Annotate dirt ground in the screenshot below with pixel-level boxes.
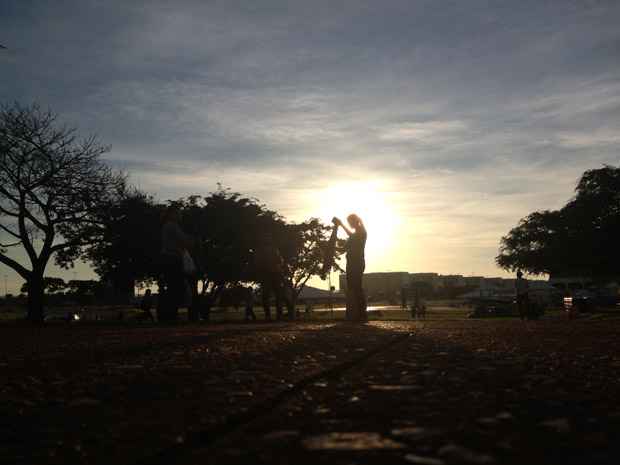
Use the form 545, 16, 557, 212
1, 315, 619, 465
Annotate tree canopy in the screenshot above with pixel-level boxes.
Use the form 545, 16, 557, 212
20, 277, 66, 295
280, 219, 336, 306
496, 165, 620, 278
84, 190, 162, 301
86, 186, 337, 318
0, 103, 341, 320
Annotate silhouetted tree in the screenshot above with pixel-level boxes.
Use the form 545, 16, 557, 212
280, 219, 337, 311
65, 279, 105, 305
20, 277, 66, 294
0, 103, 125, 321
84, 190, 162, 301
179, 189, 284, 319
65, 279, 101, 295
497, 165, 620, 278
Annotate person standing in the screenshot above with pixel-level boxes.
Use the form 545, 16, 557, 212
515, 270, 530, 320
159, 207, 193, 322
411, 288, 426, 319
255, 234, 289, 321
335, 214, 367, 321
244, 286, 257, 322
140, 289, 155, 322
401, 286, 408, 310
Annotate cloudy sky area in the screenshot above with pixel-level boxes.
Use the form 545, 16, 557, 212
2, 0, 620, 292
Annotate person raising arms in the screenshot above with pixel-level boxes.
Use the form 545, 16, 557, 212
334, 214, 367, 321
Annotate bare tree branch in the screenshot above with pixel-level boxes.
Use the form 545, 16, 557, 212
0, 222, 20, 240
0, 102, 125, 320
0, 240, 21, 248
0, 252, 29, 279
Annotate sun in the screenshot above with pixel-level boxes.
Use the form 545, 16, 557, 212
315, 180, 400, 263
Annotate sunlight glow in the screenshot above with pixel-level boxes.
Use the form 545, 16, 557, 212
315, 181, 401, 265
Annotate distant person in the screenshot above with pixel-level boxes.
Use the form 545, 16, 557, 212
411, 289, 426, 319
159, 207, 193, 321
334, 214, 367, 321
254, 234, 290, 320
401, 286, 408, 309
244, 286, 257, 322
515, 270, 529, 320
140, 289, 155, 322
411, 289, 419, 319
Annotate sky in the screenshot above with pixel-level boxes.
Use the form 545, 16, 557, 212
1, 0, 620, 293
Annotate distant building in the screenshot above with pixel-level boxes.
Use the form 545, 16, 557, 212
440, 275, 466, 288
479, 278, 516, 297
410, 273, 440, 290
548, 274, 620, 295
548, 275, 594, 293
340, 272, 409, 298
337, 270, 553, 300
464, 276, 484, 287
298, 285, 346, 304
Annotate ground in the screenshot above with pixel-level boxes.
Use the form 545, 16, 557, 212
1, 311, 620, 465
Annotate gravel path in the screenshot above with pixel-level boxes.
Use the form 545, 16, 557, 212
2, 318, 619, 465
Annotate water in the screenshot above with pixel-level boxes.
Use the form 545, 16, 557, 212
313, 305, 404, 313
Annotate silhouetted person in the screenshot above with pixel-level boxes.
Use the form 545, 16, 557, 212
159, 207, 192, 322
335, 214, 367, 321
515, 270, 529, 320
255, 235, 289, 320
140, 289, 155, 322
411, 289, 426, 319
244, 286, 257, 321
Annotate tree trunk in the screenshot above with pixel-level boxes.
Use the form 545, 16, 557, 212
156, 278, 165, 321
290, 274, 314, 320
188, 277, 200, 321
26, 272, 45, 323
287, 284, 298, 320
112, 272, 135, 304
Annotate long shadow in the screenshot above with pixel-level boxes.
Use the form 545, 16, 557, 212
1, 320, 414, 465
9, 319, 619, 465
0, 320, 361, 368
168, 319, 620, 465
134, 322, 412, 465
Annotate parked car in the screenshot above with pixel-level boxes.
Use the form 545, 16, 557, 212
563, 288, 620, 316
468, 298, 515, 318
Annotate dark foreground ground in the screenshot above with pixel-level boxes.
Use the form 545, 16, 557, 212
1, 316, 620, 465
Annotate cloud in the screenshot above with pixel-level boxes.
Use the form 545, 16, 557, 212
517, 76, 620, 122
555, 129, 620, 148
2, 0, 620, 287
378, 120, 468, 143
